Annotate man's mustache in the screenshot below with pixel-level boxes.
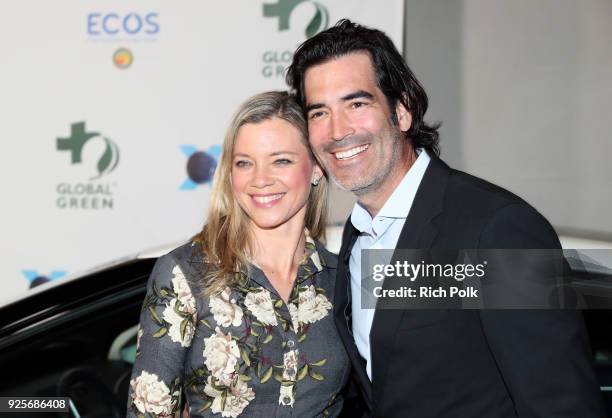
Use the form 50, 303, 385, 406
321, 134, 372, 154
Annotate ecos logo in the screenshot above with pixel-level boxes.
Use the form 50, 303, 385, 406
263, 0, 329, 38
87, 12, 160, 38
180, 145, 221, 190
261, 0, 329, 78
113, 48, 133, 69
55, 122, 119, 210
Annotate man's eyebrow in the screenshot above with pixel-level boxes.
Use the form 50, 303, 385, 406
306, 90, 375, 113
305, 103, 324, 113
341, 90, 374, 101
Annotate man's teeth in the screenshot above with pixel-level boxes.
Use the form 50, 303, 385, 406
253, 194, 283, 204
334, 144, 369, 160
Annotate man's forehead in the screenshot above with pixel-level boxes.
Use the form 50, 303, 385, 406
304, 52, 378, 101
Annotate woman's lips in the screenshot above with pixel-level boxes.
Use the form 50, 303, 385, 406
251, 193, 284, 207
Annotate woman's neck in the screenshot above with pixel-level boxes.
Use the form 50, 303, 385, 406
252, 221, 305, 271
250, 220, 306, 302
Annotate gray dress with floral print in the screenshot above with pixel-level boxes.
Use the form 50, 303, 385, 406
127, 236, 350, 418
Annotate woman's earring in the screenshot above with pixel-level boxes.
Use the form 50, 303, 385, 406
312, 177, 320, 186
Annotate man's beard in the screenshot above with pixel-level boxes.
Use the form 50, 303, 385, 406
320, 130, 404, 197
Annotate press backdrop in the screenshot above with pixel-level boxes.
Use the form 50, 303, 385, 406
0, 0, 404, 302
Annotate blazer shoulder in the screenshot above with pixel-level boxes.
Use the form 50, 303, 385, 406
442, 168, 559, 248
447, 169, 527, 208
442, 168, 544, 224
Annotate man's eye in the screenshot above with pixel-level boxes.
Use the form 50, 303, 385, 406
309, 111, 325, 120
351, 101, 367, 109
275, 158, 292, 165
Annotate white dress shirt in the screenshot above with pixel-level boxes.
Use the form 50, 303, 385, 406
349, 150, 430, 380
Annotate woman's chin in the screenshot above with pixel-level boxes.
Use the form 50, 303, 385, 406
247, 214, 305, 232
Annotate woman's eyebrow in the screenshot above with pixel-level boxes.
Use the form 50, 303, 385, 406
233, 151, 299, 158
270, 151, 298, 156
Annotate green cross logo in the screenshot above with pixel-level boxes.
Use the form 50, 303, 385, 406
263, 0, 329, 38
57, 121, 120, 180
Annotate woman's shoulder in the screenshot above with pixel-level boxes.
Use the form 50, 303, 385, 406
162, 240, 205, 265
150, 240, 208, 295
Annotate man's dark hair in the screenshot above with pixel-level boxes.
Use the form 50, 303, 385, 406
286, 19, 440, 156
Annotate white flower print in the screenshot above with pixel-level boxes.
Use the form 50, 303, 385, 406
287, 286, 332, 332
204, 376, 255, 417
309, 250, 323, 271
171, 265, 196, 313
278, 350, 298, 408
296, 285, 332, 324
129, 371, 175, 416
161, 265, 197, 347
287, 303, 300, 333
282, 349, 299, 381
136, 326, 143, 351
278, 384, 295, 407
244, 289, 278, 326
162, 303, 195, 347
210, 287, 244, 328
203, 327, 240, 383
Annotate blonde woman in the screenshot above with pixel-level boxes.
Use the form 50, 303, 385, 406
127, 91, 350, 417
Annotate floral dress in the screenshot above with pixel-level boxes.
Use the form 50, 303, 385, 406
127, 236, 350, 418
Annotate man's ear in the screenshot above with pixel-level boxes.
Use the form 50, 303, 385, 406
395, 99, 412, 133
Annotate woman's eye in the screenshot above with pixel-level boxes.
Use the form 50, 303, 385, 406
234, 160, 251, 168
275, 158, 292, 165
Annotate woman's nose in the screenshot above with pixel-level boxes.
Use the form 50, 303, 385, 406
251, 164, 274, 188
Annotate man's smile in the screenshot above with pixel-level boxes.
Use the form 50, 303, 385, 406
333, 144, 370, 160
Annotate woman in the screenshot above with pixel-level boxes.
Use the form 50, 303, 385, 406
127, 91, 350, 417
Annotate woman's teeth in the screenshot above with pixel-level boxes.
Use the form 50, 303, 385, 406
253, 194, 283, 204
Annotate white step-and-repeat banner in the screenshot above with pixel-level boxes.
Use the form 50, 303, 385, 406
0, 0, 404, 302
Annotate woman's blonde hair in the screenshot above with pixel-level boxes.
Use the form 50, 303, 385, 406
193, 91, 328, 295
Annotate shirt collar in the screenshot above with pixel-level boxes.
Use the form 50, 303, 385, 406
303, 233, 324, 273
350, 149, 431, 233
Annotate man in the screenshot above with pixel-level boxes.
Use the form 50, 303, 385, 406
286, 19, 604, 417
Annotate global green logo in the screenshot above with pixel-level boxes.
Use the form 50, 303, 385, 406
56, 122, 120, 180
263, 0, 329, 38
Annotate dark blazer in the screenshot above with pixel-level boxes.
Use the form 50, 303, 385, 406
336, 156, 605, 418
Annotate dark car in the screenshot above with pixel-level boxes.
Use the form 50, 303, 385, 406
0, 253, 611, 417
0, 257, 156, 418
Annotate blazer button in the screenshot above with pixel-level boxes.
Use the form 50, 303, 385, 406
287, 340, 295, 348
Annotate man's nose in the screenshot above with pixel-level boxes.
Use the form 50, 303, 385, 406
330, 111, 354, 141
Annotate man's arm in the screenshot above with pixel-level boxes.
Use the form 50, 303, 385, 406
477, 203, 605, 417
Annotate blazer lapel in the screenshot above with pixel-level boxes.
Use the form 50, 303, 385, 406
369, 156, 451, 401
334, 220, 374, 408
